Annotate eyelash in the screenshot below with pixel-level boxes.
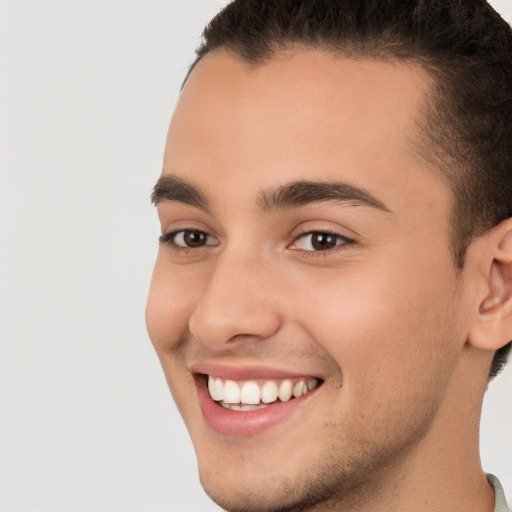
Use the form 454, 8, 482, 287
159, 229, 218, 253
159, 229, 354, 256
290, 230, 354, 257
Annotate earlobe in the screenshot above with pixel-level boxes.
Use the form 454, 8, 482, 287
469, 224, 512, 351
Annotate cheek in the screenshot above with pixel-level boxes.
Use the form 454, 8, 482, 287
290, 254, 462, 395
145, 257, 201, 353
146, 259, 203, 418
287, 264, 463, 448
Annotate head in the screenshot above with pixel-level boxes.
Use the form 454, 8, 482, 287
187, 0, 512, 378
147, 1, 512, 511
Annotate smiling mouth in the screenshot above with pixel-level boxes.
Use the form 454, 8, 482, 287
204, 375, 322, 411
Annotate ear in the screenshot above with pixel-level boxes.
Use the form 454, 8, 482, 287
468, 219, 512, 351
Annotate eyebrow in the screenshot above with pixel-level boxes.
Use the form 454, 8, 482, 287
151, 174, 210, 211
151, 174, 390, 214
258, 180, 390, 213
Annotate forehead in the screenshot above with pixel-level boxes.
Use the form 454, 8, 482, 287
163, 49, 446, 217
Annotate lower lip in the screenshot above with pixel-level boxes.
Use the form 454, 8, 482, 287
195, 376, 319, 437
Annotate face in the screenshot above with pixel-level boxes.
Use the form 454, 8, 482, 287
146, 51, 473, 511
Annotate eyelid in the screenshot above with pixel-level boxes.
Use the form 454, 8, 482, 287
159, 228, 219, 249
288, 229, 355, 254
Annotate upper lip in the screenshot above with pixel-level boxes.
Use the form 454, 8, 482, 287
191, 361, 322, 381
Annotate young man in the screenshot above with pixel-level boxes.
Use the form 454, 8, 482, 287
146, 1, 512, 511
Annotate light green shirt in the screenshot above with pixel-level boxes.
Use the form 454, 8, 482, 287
488, 474, 511, 512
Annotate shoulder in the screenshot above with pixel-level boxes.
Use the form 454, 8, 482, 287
488, 474, 511, 512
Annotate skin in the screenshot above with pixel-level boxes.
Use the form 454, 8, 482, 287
146, 50, 512, 511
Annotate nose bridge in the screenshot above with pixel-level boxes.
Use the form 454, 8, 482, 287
188, 245, 281, 349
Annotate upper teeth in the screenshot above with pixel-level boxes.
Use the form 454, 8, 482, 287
207, 376, 319, 407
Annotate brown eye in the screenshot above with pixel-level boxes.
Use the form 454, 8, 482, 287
310, 232, 339, 250
292, 231, 349, 252
163, 229, 218, 249
182, 230, 207, 247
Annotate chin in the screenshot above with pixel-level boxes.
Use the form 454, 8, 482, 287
192, 432, 374, 512
198, 465, 319, 512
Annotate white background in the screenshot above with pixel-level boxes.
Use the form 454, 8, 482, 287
0, 1, 511, 511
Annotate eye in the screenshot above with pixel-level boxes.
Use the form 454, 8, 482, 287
160, 229, 219, 249
291, 231, 351, 252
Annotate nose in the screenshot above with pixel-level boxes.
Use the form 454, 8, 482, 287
188, 250, 282, 350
